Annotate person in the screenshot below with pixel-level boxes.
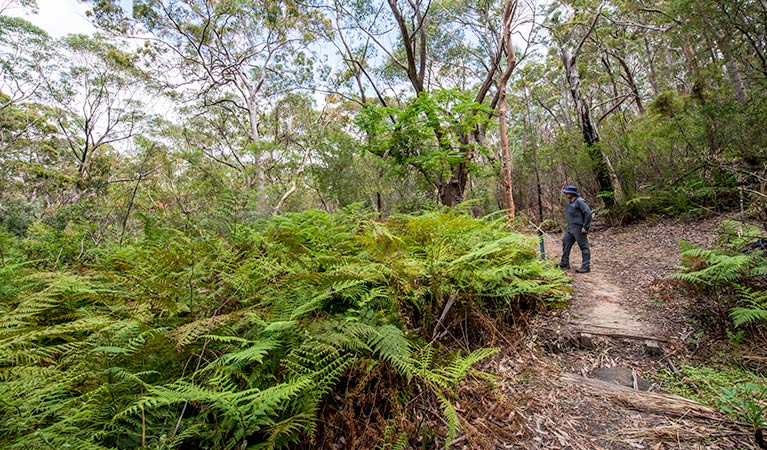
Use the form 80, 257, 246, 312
559, 185, 592, 273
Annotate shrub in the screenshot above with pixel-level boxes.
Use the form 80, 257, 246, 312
0, 209, 567, 449
672, 235, 767, 336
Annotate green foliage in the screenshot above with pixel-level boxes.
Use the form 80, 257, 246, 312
0, 198, 35, 236
356, 89, 493, 190
0, 14, 50, 84
658, 364, 767, 445
716, 383, 767, 430
657, 363, 766, 406
0, 209, 567, 448
673, 242, 753, 285
672, 235, 767, 331
730, 284, 767, 328
715, 220, 766, 251
601, 90, 744, 222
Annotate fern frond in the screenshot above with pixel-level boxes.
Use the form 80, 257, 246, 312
439, 348, 499, 384
237, 376, 313, 417
345, 322, 414, 379
208, 337, 281, 370
731, 306, 767, 327
749, 264, 767, 277
171, 311, 240, 348
434, 389, 460, 449
731, 285, 767, 327
672, 248, 751, 285
391, 432, 410, 450
253, 412, 317, 450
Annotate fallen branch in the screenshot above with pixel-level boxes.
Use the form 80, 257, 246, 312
562, 322, 669, 343
432, 293, 458, 340
560, 372, 717, 420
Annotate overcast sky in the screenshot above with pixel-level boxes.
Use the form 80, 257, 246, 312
9, 0, 132, 37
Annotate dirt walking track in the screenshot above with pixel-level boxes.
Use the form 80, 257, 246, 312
469, 218, 761, 449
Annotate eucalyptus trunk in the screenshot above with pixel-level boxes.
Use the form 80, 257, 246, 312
561, 46, 621, 207
498, 0, 518, 223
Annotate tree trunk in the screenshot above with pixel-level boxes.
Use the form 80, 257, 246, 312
523, 88, 544, 223
244, 86, 265, 196
439, 164, 468, 207
499, 91, 515, 222
601, 55, 620, 102
613, 53, 645, 115
681, 32, 705, 100
561, 46, 621, 207
389, 0, 468, 207
643, 36, 660, 97
724, 58, 748, 103
717, 38, 748, 102
498, 0, 518, 223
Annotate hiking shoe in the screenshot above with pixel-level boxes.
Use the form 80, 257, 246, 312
575, 267, 590, 273
558, 263, 570, 269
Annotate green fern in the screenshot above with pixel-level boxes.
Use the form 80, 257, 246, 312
674, 240, 767, 330
438, 348, 500, 384
409, 344, 498, 448
343, 322, 414, 379
731, 284, 767, 327
731, 306, 767, 327
435, 388, 461, 447
0, 209, 567, 448
672, 245, 752, 284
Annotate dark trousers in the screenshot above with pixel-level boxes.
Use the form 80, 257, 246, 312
561, 226, 590, 269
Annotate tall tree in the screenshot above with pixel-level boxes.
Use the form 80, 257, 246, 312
557, 6, 622, 206
84, 0, 325, 207
498, 0, 518, 222
0, 15, 49, 111
332, 0, 535, 206
384, 0, 471, 205
0, 0, 37, 15
47, 34, 145, 179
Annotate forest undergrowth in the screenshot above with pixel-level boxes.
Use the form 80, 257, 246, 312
664, 220, 767, 446
0, 208, 569, 449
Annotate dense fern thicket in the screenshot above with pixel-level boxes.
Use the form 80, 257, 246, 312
673, 221, 767, 340
0, 209, 567, 449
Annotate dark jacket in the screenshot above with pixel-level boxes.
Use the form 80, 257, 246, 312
566, 197, 592, 231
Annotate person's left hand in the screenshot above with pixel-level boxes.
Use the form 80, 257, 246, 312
581, 227, 588, 234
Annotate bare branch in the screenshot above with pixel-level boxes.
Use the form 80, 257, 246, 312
574, 5, 603, 59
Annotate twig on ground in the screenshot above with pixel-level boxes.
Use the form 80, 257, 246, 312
664, 355, 701, 395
